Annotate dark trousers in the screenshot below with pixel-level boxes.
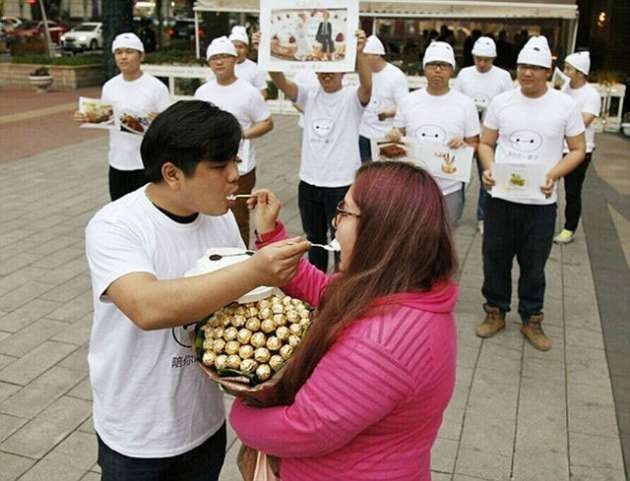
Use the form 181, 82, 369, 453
97, 423, 227, 481
109, 166, 147, 201
562, 153, 592, 231
476, 156, 490, 221
298, 181, 349, 272
358, 135, 372, 163
482, 197, 557, 322
231, 169, 256, 247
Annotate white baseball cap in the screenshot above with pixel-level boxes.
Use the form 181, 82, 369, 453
565, 51, 590, 75
363, 35, 385, 55
517, 36, 552, 69
423, 41, 456, 68
229, 25, 249, 45
472, 36, 497, 58
112, 33, 144, 53
206, 36, 237, 59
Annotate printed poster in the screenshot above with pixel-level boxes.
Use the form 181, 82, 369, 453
491, 162, 548, 201
78, 97, 114, 130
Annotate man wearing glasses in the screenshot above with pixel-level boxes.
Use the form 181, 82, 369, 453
476, 36, 585, 350
389, 41, 480, 225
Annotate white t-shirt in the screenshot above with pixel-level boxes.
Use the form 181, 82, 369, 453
454, 65, 514, 114
235, 58, 268, 91
294, 70, 319, 129
562, 83, 600, 153
194, 78, 271, 175
296, 84, 365, 187
359, 63, 409, 139
101, 73, 171, 171
85, 186, 245, 458
395, 88, 480, 195
484, 88, 585, 205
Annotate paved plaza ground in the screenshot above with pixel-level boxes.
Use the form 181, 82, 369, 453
0, 88, 628, 481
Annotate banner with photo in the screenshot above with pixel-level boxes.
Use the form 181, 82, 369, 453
259, 0, 359, 72
491, 162, 548, 201
79, 97, 114, 130
412, 143, 474, 184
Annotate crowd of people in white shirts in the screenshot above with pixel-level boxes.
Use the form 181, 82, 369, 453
78, 26, 598, 481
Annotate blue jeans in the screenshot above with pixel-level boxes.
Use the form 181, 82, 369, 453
298, 181, 349, 272
97, 424, 226, 481
481, 198, 557, 322
358, 135, 372, 163
476, 156, 490, 221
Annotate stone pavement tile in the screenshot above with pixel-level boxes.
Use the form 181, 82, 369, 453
219, 440, 243, 481
77, 416, 94, 434
58, 345, 88, 373
431, 472, 452, 481
454, 446, 511, 481
46, 293, 93, 324
0, 366, 86, 419
0, 340, 77, 385
51, 314, 91, 346
67, 378, 91, 401
432, 436, 458, 473
565, 326, 605, 350
0, 318, 69, 357
0, 332, 9, 341
0, 299, 62, 333
439, 405, 464, 441
0, 395, 91, 459
459, 409, 516, 457
28, 235, 79, 258
569, 465, 627, 481
0, 267, 54, 297
476, 342, 521, 377
0, 451, 35, 481
0, 354, 17, 371
0, 413, 28, 443
569, 432, 625, 470
522, 352, 565, 381
35, 258, 89, 287
566, 345, 611, 388
0, 253, 41, 277
466, 368, 519, 421
456, 343, 480, 369
42, 244, 86, 271
0, 281, 55, 312
44, 430, 97, 471
80, 473, 100, 481
512, 449, 569, 481
449, 367, 474, 411
0, 382, 21, 404
568, 382, 619, 438
39, 274, 90, 303
14, 456, 87, 481
453, 475, 494, 481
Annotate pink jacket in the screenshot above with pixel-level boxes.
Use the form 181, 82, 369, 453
230, 224, 458, 481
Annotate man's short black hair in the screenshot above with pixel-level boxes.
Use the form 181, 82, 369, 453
141, 100, 242, 183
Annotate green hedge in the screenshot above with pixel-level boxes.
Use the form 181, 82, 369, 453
11, 54, 102, 66
144, 49, 206, 66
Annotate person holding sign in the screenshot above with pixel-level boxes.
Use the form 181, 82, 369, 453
477, 36, 585, 351
389, 41, 480, 225
253, 29, 371, 272
553, 51, 601, 245
195, 36, 274, 246
73, 33, 171, 201
454, 36, 514, 234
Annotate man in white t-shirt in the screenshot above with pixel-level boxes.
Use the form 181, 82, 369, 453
477, 36, 586, 351
85, 100, 309, 481
195, 36, 273, 247
229, 25, 268, 98
254, 30, 371, 272
74, 33, 171, 201
358, 34, 409, 163
553, 51, 601, 245
391, 41, 480, 225
454, 36, 514, 233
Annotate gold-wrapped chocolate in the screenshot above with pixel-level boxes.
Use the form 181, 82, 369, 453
202, 350, 216, 367
299, 318, 311, 329
273, 313, 287, 326
279, 344, 293, 361
254, 347, 271, 363
239, 344, 254, 359
234, 306, 246, 317
245, 317, 261, 332
256, 364, 272, 381
232, 315, 246, 328
261, 319, 277, 334
291, 298, 302, 306
212, 326, 225, 340
223, 326, 238, 341
225, 340, 240, 355
246, 306, 259, 318
240, 358, 258, 374
257, 299, 271, 310
237, 328, 253, 345
251, 332, 266, 348
286, 310, 299, 323
272, 303, 284, 314
214, 354, 228, 370
202, 337, 214, 350
276, 325, 290, 341
289, 323, 302, 335
212, 338, 226, 354
299, 308, 310, 319
266, 336, 281, 351
269, 354, 284, 372
288, 335, 301, 347
281, 296, 292, 306
227, 354, 241, 369
259, 307, 272, 320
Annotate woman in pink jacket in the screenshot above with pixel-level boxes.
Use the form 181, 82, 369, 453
230, 161, 458, 481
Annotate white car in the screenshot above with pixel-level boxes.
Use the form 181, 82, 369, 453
61, 22, 102, 51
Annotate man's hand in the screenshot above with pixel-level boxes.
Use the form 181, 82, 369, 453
540, 176, 555, 198
356, 29, 367, 53
247, 189, 281, 235
249, 238, 310, 287
447, 137, 465, 149
73, 111, 88, 124
147, 112, 160, 121
482, 169, 495, 190
252, 31, 261, 50
386, 128, 403, 142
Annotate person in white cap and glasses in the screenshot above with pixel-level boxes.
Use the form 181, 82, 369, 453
553, 51, 600, 245
389, 41, 480, 225
358, 34, 409, 163
476, 36, 586, 351
454, 36, 514, 234
74, 32, 170, 201
194, 36, 273, 247
229, 25, 269, 98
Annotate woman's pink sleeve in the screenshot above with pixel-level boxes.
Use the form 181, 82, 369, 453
229, 335, 413, 458
255, 223, 332, 307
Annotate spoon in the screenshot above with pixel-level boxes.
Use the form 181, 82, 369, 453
226, 194, 254, 201
209, 251, 254, 261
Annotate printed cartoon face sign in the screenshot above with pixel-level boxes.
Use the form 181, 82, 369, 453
312, 118, 334, 138
472, 93, 490, 110
508, 130, 543, 152
414, 125, 447, 144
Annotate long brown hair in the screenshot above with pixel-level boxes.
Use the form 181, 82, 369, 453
274, 162, 458, 405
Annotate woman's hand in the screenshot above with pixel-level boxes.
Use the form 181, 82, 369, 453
248, 189, 281, 235
249, 238, 310, 287
73, 111, 88, 124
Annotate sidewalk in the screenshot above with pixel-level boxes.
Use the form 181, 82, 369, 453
0, 89, 628, 481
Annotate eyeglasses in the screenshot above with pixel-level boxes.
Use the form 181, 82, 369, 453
425, 62, 451, 71
331, 201, 360, 229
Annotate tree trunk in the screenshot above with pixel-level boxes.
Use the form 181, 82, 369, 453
155, 0, 164, 50
102, 0, 133, 82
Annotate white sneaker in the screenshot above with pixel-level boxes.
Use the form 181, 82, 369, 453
477, 220, 484, 235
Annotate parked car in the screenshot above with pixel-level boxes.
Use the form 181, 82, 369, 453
1, 16, 23, 30
10, 20, 69, 44
60, 22, 102, 51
